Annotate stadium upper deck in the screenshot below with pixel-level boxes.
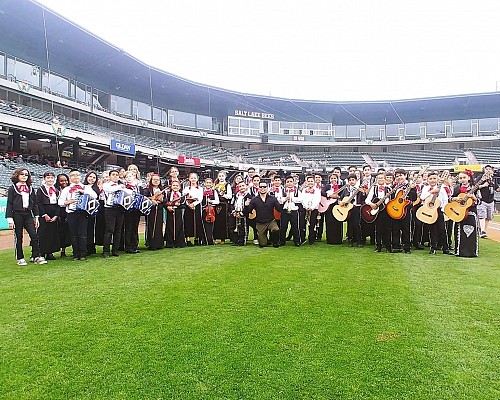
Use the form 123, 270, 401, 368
0, 0, 500, 154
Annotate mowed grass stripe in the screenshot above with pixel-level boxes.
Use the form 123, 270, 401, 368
1, 241, 499, 399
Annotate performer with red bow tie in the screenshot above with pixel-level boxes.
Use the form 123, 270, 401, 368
299, 176, 321, 245
36, 171, 61, 261
58, 169, 98, 260
365, 171, 392, 252
451, 170, 479, 257
164, 180, 186, 248
200, 177, 220, 245
6, 168, 46, 266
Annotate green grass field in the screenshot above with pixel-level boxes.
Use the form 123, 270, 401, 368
1, 239, 499, 400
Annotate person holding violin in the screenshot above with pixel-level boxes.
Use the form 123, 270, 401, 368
164, 180, 186, 249
183, 172, 204, 246
201, 177, 220, 245
143, 173, 165, 251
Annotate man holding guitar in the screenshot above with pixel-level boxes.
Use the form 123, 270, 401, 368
390, 168, 418, 253
418, 170, 450, 255
364, 171, 392, 253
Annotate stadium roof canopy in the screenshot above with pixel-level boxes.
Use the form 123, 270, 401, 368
1, 0, 500, 125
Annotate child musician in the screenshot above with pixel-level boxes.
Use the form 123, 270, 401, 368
390, 168, 417, 254
83, 171, 100, 256
6, 168, 46, 266
230, 181, 252, 246
55, 173, 71, 258
300, 176, 321, 245
365, 172, 392, 252
279, 176, 302, 246
58, 169, 97, 261
342, 174, 364, 247
144, 173, 165, 251
183, 172, 203, 246
36, 171, 60, 261
164, 180, 186, 248
322, 173, 343, 245
451, 170, 479, 257
201, 178, 220, 245
123, 171, 141, 254
101, 170, 131, 257
419, 170, 450, 255
314, 174, 325, 241
213, 170, 233, 244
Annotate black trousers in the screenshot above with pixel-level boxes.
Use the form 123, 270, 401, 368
67, 211, 89, 258
280, 209, 301, 245
347, 206, 363, 243
391, 211, 412, 251
374, 210, 392, 251
13, 210, 40, 260
103, 207, 125, 254
306, 209, 319, 244
124, 209, 141, 252
429, 210, 449, 252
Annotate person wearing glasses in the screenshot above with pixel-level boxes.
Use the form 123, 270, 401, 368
247, 182, 283, 248
6, 168, 47, 266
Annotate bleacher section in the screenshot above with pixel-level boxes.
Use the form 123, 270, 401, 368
0, 159, 72, 190
3, 101, 500, 171
297, 152, 367, 169
466, 148, 500, 164
368, 150, 467, 168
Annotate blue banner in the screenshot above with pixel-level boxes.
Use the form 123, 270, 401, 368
0, 198, 9, 230
110, 139, 136, 155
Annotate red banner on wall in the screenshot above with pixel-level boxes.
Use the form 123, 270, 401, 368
178, 155, 200, 166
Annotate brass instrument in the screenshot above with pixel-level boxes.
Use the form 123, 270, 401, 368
233, 194, 245, 233
305, 200, 313, 226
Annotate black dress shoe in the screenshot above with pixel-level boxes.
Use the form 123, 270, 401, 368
186, 241, 194, 247
112, 252, 120, 257
45, 253, 56, 260
429, 249, 436, 255
414, 243, 425, 250
374, 247, 382, 253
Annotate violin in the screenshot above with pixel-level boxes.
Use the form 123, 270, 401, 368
205, 204, 216, 223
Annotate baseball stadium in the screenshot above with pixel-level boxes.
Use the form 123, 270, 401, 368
0, 1, 499, 399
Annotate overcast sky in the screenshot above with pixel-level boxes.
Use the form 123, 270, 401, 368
37, 0, 500, 102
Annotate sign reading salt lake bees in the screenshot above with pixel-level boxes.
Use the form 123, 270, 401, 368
110, 139, 136, 155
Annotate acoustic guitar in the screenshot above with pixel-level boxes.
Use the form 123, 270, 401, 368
318, 183, 348, 213
360, 184, 400, 223
386, 166, 428, 220
444, 170, 493, 223
332, 178, 370, 221
415, 171, 449, 225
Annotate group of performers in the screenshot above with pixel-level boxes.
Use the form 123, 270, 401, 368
5, 163, 498, 265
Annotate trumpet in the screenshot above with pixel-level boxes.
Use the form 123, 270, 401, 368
285, 192, 293, 213
305, 200, 313, 226
233, 196, 244, 233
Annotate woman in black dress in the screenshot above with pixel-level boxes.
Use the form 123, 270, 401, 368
213, 170, 232, 243
84, 171, 100, 256
36, 172, 61, 260
452, 171, 479, 257
55, 173, 71, 258
143, 174, 165, 250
